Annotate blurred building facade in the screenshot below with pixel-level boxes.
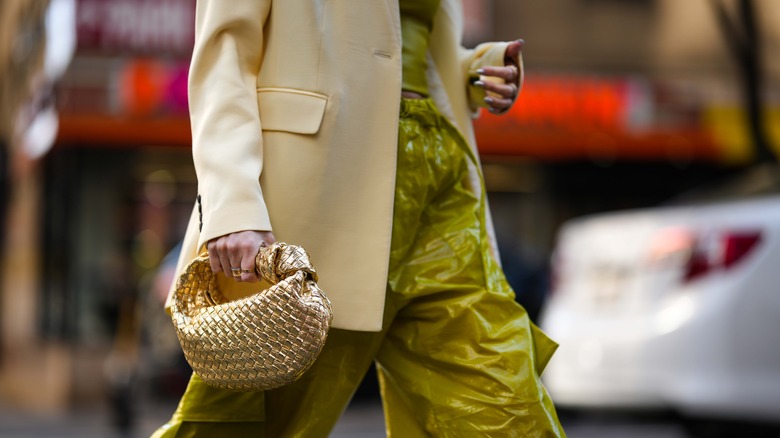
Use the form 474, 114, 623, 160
0, 0, 778, 413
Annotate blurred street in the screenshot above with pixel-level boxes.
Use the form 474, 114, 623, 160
0, 398, 695, 438
0, 398, 388, 438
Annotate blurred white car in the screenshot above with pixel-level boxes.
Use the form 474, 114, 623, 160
539, 165, 780, 425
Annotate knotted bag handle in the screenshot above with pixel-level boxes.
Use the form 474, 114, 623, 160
254, 242, 318, 284
174, 242, 321, 320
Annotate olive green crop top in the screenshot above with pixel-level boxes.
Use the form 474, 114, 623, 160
400, 0, 441, 96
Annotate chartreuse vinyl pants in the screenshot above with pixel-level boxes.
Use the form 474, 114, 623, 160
153, 98, 565, 437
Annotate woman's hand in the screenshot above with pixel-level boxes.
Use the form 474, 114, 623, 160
474, 39, 524, 114
207, 230, 276, 282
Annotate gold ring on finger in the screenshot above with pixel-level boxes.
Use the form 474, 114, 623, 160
231, 267, 242, 277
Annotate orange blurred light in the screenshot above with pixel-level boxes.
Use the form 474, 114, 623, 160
119, 59, 164, 117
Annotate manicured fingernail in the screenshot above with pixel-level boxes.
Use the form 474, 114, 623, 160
474, 81, 485, 87
476, 68, 485, 75
517, 39, 525, 47
485, 97, 495, 104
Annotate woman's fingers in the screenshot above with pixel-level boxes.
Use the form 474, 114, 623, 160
240, 251, 258, 282
504, 39, 524, 67
475, 38, 524, 114
207, 230, 276, 282
475, 66, 519, 116
475, 80, 517, 100
217, 240, 234, 280
237, 237, 261, 282
477, 65, 521, 84
485, 96, 514, 113
206, 238, 232, 275
227, 241, 245, 282
207, 239, 223, 273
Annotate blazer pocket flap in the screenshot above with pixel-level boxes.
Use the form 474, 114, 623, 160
257, 88, 328, 135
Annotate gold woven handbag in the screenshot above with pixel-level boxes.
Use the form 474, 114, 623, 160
171, 242, 333, 391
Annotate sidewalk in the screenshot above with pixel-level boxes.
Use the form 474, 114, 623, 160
0, 399, 387, 438
0, 398, 692, 437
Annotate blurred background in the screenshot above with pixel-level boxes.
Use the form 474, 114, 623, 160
0, 0, 778, 437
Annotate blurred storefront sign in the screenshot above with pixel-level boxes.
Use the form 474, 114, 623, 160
57, 57, 191, 146
474, 75, 780, 165
56, 59, 779, 166
118, 59, 189, 116
76, 0, 195, 55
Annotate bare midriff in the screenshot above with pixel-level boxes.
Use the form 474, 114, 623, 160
400, 0, 441, 98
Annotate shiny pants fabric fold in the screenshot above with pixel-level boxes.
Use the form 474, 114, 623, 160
152, 98, 565, 437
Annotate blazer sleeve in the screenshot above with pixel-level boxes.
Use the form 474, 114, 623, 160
188, 0, 273, 250
458, 42, 523, 115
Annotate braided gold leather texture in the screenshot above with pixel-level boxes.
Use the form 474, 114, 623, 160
171, 242, 333, 391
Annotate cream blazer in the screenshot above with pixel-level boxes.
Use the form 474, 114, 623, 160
166, 0, 520, 332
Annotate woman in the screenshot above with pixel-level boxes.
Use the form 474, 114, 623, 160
154, 0, 565, 436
